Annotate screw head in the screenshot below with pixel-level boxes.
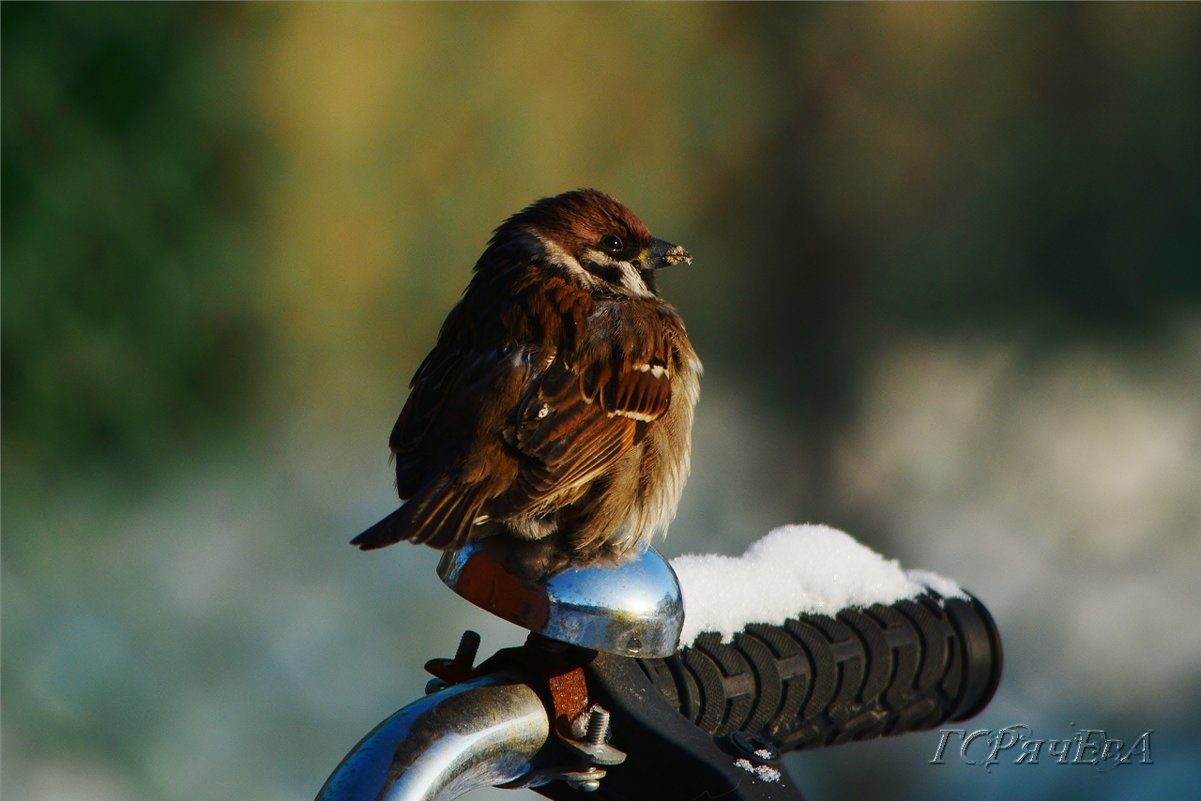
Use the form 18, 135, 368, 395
567, 778, 601, 792
564, 767, 606, 792
729, 731, 780, 762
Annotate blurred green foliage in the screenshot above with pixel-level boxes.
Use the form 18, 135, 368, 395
3, 4, 266, 478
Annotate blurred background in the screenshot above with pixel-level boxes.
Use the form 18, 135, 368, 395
3, 4, 1199, 800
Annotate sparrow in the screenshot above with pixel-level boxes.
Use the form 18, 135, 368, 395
353, 189, 701, 575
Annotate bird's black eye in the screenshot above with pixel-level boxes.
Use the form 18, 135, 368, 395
601, 234, 624, 255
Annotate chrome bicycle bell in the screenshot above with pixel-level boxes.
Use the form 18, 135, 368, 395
437, 542, 684, 658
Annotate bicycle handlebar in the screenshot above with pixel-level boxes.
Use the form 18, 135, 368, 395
317, 589, 1001, 801
317, 675, 549, 801
641, 592, 1002, 751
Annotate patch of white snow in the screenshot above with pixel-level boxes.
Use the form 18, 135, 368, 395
671, 524, 965, 644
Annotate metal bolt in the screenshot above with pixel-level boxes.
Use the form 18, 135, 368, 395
585, 706, 611, 746
454, 630, 480, 669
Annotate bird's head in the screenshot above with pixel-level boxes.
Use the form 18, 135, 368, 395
488, 188, 691, 296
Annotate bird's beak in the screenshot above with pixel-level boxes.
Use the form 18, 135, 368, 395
642, 238, 692, 270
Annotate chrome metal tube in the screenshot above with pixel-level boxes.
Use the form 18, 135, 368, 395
316, 675, 549, 801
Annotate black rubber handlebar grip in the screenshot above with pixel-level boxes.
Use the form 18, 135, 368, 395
637, 592, 1002, 753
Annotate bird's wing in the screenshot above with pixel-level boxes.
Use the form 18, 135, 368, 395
504, 323, 676, 511
354, 342, 537, 551
386, 268, 590, 500
388, 341, 465, 500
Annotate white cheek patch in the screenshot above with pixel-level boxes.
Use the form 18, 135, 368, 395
617, 263, 652, 296
587, 249, 654, 297
530, 230, 593, 282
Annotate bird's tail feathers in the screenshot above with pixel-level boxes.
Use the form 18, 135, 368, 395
351, 480, 488, 552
